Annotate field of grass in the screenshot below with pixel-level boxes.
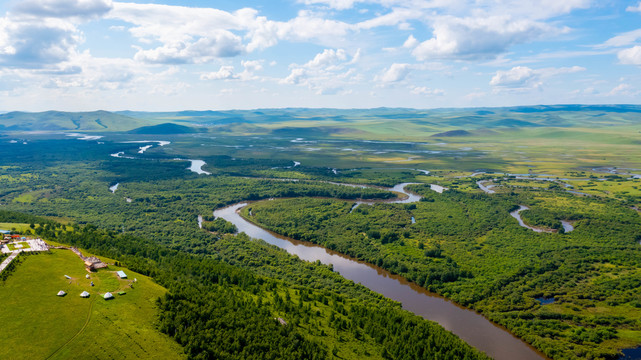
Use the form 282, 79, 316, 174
0, 222, 32, 233
0, 248, 184, 360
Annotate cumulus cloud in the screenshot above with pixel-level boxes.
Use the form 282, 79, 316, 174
304, 49, 347, 68
0, 16, 81, 68
133, 31, 244, 64
618, 46, 641, 65
13, 0, 113, 19
378, 63, 412, 83
107, 3, 354, 64
281, 48, 357, 94
490, 66, 539, 88
412, 16, 558, 60
403, 35, 418, 48
200, 60, 264, 81
490, 65, 585, 90
200, 66, 236, 80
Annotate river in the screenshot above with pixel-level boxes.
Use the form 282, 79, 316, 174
214, 184, 546, 360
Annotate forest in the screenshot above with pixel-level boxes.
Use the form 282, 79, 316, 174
0, 209, 487, 360
1, 129, 640, 360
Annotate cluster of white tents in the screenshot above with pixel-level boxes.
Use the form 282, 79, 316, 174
56, 290, 113, 299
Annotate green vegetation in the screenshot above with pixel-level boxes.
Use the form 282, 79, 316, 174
2, 106, 641, 359
245, 186, 641, 359
0, 249, 184, 360
0, 222, 31, 233
6, 213, 487, 360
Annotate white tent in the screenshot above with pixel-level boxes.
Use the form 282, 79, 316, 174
57, 290, 66, 296
85, 274, 90, 279
80, 291, 90, 298
104, 292, 114, 300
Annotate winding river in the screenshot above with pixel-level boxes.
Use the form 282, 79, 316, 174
510, 205, 575, 233
214, 184, 546, 360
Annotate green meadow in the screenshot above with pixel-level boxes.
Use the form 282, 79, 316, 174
0, 248, 184, 360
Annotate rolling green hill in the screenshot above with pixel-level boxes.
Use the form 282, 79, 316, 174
0, 110, 148, 132
128, 122, 199, 134
2, 105, 641, 135
0, 248, 184, 360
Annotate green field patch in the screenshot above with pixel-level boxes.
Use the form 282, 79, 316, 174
0, 222, 31, 233
0, 249, 184, 360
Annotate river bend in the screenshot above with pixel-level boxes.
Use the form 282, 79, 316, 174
214, 184, 546, 360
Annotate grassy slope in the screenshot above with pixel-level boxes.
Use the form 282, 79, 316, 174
0, 248, 184, 360
0, 222, 31, 232
0, 111, 151, 132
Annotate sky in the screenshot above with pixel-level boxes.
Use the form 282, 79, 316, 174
1, 0, 641, 111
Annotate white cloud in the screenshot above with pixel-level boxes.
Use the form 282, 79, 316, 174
304, 49, 347, 68
281, 67, 307, 85
356, 8, 416, 30
242, 60, 263, 73
281, 48, 358, 94
411, 86, 444, 96
403, 35, 418, 48
200, 60, 264, 81
0, 16, 81, 68
108, 4, 354, 63
618, 46, 641, 65
599, 29, 641, 48
627, 2, 641, 12
608, 83, 636, 96
200, 66, 237, 80
378, 63, 412, 83
133, 31, 244, 64
412, 16, 559, 60
490, 65, 585, 90
300, 0, 362, 10
490, 66, 539, 88
13, 0, 113, 19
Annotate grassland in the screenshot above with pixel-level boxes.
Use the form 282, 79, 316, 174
0, 248, 184, 360
0, 222, 32, 233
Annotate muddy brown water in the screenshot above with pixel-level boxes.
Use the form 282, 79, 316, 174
213, 183, 547, 360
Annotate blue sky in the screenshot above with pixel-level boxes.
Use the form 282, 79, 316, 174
1, 0, 640, 111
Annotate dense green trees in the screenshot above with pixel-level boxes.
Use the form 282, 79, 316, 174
246, 186, 641, 359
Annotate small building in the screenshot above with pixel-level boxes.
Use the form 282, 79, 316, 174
80, 291, 90, 298
104, 292, 114, 300
84, 256, 108, 272
116, 271, 127, 279
57, 290, 66, 297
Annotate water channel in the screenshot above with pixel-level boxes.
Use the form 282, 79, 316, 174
214, 183, 546, 360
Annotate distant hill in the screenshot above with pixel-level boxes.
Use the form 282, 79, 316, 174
3, 104, 641, 135
128, 123, 199, 134
432, 130, 471, 137
0, 111, 145, 132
